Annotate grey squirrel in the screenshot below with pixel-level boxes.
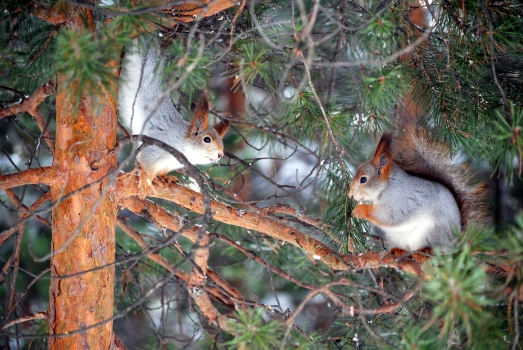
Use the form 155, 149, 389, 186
118, 39, 229, 188
349, 127, 487, 253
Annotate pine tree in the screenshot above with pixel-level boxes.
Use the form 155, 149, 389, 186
0, 0, 522, 349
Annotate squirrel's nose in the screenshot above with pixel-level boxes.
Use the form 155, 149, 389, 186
218, 153, 223, 158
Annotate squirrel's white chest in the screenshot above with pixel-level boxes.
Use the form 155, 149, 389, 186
150, 145, 218, 176
151, 155, 184, 176
382, 215, 436, 251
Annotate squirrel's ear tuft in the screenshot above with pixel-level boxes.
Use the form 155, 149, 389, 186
372, 133, 393, 175
188, 93, 210, 137
215, 118, 230, 137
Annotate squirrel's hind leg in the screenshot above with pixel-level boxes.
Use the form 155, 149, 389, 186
117, 169, 155, 199
134, 147, 167, 199
134, 165, 155, 199
118, 169, 146, 198
137, 168, 179, 199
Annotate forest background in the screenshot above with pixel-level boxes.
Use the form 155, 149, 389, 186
1, 0, 523, 349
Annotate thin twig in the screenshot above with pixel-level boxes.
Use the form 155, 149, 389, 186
480, 0, 510, 122
2, 312, 46, 330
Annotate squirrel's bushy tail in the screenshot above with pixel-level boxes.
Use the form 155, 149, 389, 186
119, 39, 183, 135
393, 125, 488, 229
387, 1, 487, 231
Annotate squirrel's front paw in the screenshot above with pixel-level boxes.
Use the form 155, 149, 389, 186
351, 204, 367, 219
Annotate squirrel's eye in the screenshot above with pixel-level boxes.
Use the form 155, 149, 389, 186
203, 137, 211, 143
360, 177, 367, 184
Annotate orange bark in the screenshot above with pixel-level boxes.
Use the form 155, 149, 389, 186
48, 10, 119, 348
0, 167, 59, 191
0, 81, 54, 118
49, 85, 118, 348
171, 0, 238, 22
36, 4, 70, 25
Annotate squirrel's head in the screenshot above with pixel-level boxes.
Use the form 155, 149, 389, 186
184, 93, 230, 165
349, 133, 393, 203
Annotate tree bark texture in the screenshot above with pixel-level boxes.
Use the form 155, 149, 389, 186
171, 0, 238, 22
48, 75, 118, 348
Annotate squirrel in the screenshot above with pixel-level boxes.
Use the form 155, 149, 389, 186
349, 126, 487, 253
118, 39, 230, 190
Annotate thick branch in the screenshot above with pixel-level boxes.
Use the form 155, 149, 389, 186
191, 289, 233, 330
115, 174, 426, 277
0, 167, 59, 191
0, 82, 54, 119
0, 81, 56, 154
116, 175, 349, 269
260, 203, 322, 228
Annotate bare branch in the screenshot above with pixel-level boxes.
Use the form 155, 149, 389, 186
0, 167, 59, 191
0, 82, 54, 119
2, 312, 47, 330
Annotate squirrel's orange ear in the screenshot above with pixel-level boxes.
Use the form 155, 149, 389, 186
214, 118, 230, 137
372, 133, 393, 176
188, 93, 210, 137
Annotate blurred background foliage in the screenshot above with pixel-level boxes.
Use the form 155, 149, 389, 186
1, 0, 523, 348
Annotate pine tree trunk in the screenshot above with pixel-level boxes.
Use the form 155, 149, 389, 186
48, 75, 118, 348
